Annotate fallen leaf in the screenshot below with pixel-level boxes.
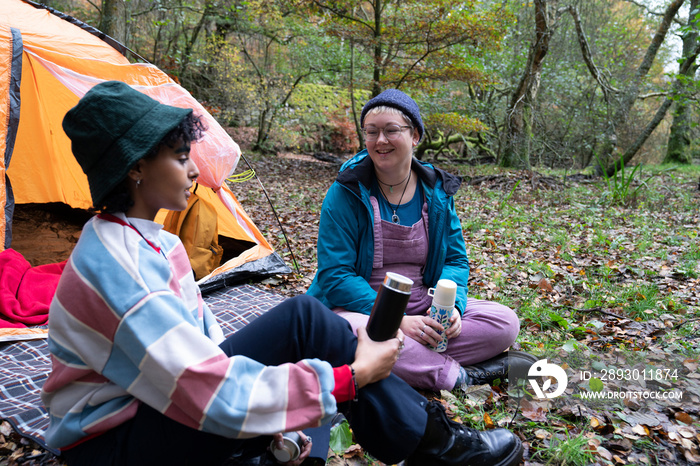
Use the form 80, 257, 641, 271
597, 446, 613, 461
683, 359, 698, 372
537, 278, 553, 292
685, 450, 700, 463
341, 444, 364, 459
678, 426, 696, 439
520, 399, 548, 422
675, 411, 694, 425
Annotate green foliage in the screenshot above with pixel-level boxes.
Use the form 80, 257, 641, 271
595, 153, 664, 207
53, 0, 695, 166
310, 0, 511, 154
315, 0, 510, 89
197, 36, 257, 126
55, 0, 692, 167
329, 419, 353, 455
498, 180, 521, 210
276, 83, 368, 153
425, 112, 489, 135
535, 431, 597, 466
479, 0, 682, 168
285, 84, 359, 124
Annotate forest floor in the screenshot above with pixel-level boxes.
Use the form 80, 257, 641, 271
2, 152, 699, 466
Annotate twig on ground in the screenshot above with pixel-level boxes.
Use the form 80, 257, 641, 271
672, 317, 700, 331
572, 307, 625, 319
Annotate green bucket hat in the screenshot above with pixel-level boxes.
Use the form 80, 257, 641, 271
63, 80, 193, 206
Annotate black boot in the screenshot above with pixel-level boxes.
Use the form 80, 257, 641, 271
405, 401, 522, 466
462, 350, 538, 386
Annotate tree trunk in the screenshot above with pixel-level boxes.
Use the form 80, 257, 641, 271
254, 107, 271, 152
179, 0, 214, 79
593, 0, 685, 172
253, 73, 311, 152
665, 0, 699, 164
608, 40, 700, 175
99, 0, 127, 45
349, 41, 364, 151
372, 0, 382, 97
500, 0, 555, 169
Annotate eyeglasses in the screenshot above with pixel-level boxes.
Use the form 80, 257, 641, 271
361, 125, 413, 141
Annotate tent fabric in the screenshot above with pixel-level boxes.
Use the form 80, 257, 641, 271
2, 26, 22, 249
26, 1, 129, 57
162, 187, 224, 280
0, 0, 290, 290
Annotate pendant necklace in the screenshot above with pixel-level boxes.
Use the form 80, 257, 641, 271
377, 170, 410, 194
378, 170, 411, 224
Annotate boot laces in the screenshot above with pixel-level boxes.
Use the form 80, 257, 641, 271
439, 407, 483, 445
456, 424, 483, 445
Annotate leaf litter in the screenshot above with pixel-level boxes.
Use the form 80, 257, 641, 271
241, 159, 699, 466
5, 157, 698, 465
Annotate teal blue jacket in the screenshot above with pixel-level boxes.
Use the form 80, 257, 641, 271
307, 150, 469, 315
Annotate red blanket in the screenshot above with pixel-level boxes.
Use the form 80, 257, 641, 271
0, 249, 66, 328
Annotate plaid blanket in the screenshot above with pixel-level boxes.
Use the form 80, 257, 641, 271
0, 284, 285, 454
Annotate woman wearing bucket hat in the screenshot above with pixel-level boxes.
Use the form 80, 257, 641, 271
41, 81, 522, 466
308, 89, 537, 393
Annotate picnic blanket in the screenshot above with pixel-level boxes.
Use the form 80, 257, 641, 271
0, 284, 285, 455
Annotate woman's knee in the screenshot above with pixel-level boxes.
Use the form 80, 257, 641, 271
497, 305, 520, 347
282, 294, 327, 319
288, 294, 323, 309
464, 300, 520, 347
287, 295, 353, 333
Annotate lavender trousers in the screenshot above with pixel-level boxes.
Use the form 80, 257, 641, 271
336, 197, 520, 391
336, 298, 519, 391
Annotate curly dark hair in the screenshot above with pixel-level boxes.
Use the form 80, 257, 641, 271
94, 113, 207, 214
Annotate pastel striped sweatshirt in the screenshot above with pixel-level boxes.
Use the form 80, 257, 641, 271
41, 214, 337, 449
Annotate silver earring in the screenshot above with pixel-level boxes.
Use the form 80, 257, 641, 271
136, 179, 142, 187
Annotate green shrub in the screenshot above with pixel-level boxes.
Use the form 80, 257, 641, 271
278, 83, 369, 154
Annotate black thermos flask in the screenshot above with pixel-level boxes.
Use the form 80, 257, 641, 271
366, 272, 413, 341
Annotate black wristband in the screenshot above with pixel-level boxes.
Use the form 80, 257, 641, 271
350, 365, 359, 402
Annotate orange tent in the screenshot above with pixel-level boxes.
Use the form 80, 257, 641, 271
0, 0, 289, 291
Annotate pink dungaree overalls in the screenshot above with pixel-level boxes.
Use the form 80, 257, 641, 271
335, 197, 520, 390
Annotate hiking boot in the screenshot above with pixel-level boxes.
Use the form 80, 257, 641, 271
462, 350, 538, 386
405, 401, 522, 466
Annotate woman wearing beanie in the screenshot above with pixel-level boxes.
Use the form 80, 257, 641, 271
308, 89, 537, 393
42, 81, 522, 466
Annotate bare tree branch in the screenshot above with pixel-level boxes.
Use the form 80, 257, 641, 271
613, 41, 700, 173
638, 91, 668, 99
633, 0, 685, 89
500, 0, 562, 168
567, 6, 621, 100
310, 0, 375, 34
597, 0, 685, 174
622, 0, 665, 16
622, 0, 687, 26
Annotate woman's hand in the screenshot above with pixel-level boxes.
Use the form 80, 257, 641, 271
271, 432, 312, 465
445, 308, 462, 339
351, 327, 404, 388
400, 314, 443, 347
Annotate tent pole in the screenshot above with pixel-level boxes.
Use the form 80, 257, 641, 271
239, 154, 300, 274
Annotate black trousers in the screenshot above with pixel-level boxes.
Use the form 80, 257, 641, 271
61, 295, 427, 465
